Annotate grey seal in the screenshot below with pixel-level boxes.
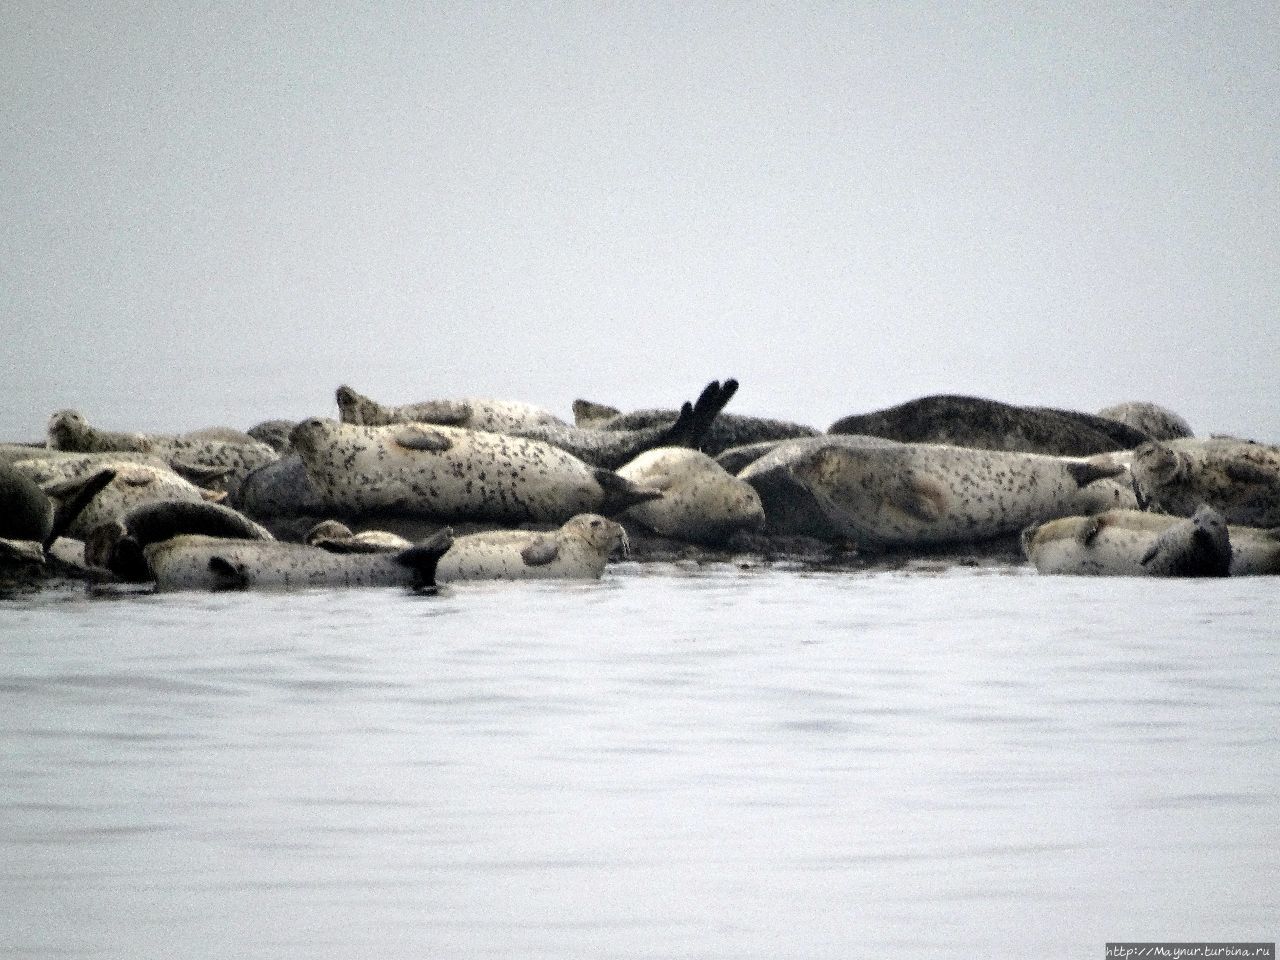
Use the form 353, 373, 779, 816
828, 395, 1152, 455
1097, 402, 1193, 441
0, 462, 117, 552
144, 528, 453, 591
579, 400, 817, 456
290, 418, 663, 523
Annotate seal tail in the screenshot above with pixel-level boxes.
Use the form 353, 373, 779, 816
393, 527, 454, 589
593, 469, 664, 516
43, 468, 117, 551
1065, 461, 1126, 488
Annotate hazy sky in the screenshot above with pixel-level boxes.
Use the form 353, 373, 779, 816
3, 1, 1277, 440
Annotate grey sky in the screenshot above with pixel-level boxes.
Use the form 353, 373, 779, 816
3, 1, 1276, 440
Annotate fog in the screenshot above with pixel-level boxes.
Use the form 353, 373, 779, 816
3, 2, 1276, 441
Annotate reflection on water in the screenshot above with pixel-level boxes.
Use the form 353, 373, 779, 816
2, 565, 1277, 959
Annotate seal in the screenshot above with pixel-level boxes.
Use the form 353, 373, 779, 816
615, 448, 764, 545
0, 461, 116, 551
246, 419, 298, 453
289, 418, 663, 523
47, 411, 278, 499
1097, 402, 1193, 441
738, 441, 1135, 548
1022, 506, 1234, 577
828, 395, 1152, 455
336, 386, 566, 433
85, 500, 275, 582
434, 514, 627, 581
505, 380, 739, 469
236, 454, 329, 518
144, 527, 454, 591
1130, 437, 1280, 527
305, 520, 413, 552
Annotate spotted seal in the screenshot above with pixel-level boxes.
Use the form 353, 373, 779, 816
144, 527, 453, 591
828, 395, 1152, 455
237, 454, 328, 518
85, 500, 275, 582
336, 386, 565, 433
47, 411, 278, 498
0, 462, 116, 551
615, 448, 764, 545
33, 462, 222, 540
1130, 437, 1280, 527
290, 418, 663, 523
1022, 506, 1235, 577
1097, 402, 1193, 442
305, 520, 413, 552
433, 514, 626, 581
738, 441, 1135, 548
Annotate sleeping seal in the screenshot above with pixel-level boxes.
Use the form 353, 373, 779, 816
336, 386, 565, 433
236, 454, 329, 518
144, 528, 453, 591
305, 520, 412, 552
47, 411, 278, 498
584, 404, 818, 456
1130, 437, 1280, 527
828, 395, 1151, 455
740, 441, 1135, 548
0, 462, 116, 552
615, 448, 764, 545
435, 514, 626, 581
1023, 507, 1272, 576
290, 419, 663, 523
1097, 402, 1193, 441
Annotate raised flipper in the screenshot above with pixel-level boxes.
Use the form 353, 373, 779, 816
663, 378, 739, 450
392, 527, 455, 588
520, 538, 561, 566
44, 469, 117, 551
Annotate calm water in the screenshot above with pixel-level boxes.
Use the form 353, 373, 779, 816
1, 562, 1276, 959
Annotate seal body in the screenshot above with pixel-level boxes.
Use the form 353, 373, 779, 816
336, 385, 565, 433
615, 448, 764, 545
436, 514, 626, 581
1023, 507, 1237, 576
27, 461, 217, 540
1131, 437, 1280, 527
1097, 402, 1193, 441
741, 442, 1135, 548
592, 410, 817, 456
145, 529, 453, 591
289, 419, 661, 523
828, 395, 1151, 455
237, 454, 328, 517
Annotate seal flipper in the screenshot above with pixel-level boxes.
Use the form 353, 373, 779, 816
207, 556, 249, 589
392, 527, 454, 588
43, 468, 117, 551
169, 459, 233, 488
1065, 461, 1126, 488
664, 379, 739, 450
593, 469, 663, 516
393, 427, 453, 453
521, 538, 560, 566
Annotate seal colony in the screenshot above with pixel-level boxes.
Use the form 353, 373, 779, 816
5, 382, 1277, 591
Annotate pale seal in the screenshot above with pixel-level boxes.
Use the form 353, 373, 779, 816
47, 411, 278, 499
1022, 506, 1233, 577
615, 448, 764, 545
1097, 402, 1193, 441
85, 500, 275, 582
828, 395, 1152, 455
336, 386, 565, 433
305, 520, 412, 553
144, 527, 453, 591
1130, 437, 1280, 527
435, 514, 626, 581
738, 441, 1135, 548
289, 418, 662, 523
